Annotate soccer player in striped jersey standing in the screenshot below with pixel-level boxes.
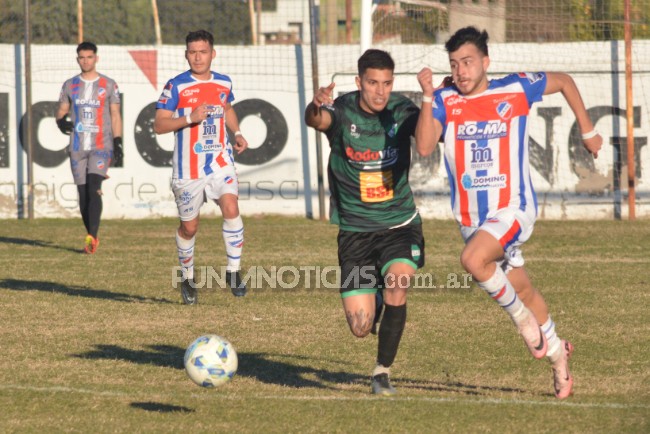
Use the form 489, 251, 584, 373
154, 30, 248, 304
415, 26, 603, 399
305, 49, 425, 396
56, 41, 123, 254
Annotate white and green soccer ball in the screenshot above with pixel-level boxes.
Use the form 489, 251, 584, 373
184, 335, 238, 388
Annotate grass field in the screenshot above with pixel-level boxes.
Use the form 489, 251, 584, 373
1, 216, 648, 433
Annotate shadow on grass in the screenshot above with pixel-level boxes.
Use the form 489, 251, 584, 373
72, 345, 523, 395
0, 278, 173, 304
0, 236, 80, 253
73, 344, 185, 369
130, 402, 194, 413
396, 378, 526, 395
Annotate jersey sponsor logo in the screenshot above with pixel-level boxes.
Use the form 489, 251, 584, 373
350, 124, 360, 139
206, 105, 224, 119
496, 101, 513, 120
220, 92, 227, 103
193, 141, 223, 153
457, 121, 507, 140
74, 98, 101, 108
469, 142, 494, 169
224, 176, 235, 185
461, 172, 507, 190
445, 95, 467, 107
360, 170, 394, 202
96, 160, 105, 169
76, 123, 100, 134
518, 72, 543, 84
97, 88, 106, 99
345, 146, 398, 166
181, 88, 200, 97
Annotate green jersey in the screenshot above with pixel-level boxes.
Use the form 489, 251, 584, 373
323, 91, 420, 232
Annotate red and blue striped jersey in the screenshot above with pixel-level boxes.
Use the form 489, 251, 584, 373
431, 72, 547, 227
156, 70, 236, 180
59, 74, 120, 152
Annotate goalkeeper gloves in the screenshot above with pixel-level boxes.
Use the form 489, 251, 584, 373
56, 116, 73, 135
113, 137, 123, 167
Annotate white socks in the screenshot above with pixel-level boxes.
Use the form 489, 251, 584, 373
176, 230, 195, 280
373, 364, 390, 377
478, 266, 526, 322
223, 216, 244, 272
542, 316, 563, 363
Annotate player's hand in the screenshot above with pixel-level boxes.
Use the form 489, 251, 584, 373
56, 115, 73, 135
417, 68, 435, 96
313, 82, 335, 108
112, 137, 124, 166
190, 103, 214, 123
583, 132, 603, 159
233, 134, 248, 154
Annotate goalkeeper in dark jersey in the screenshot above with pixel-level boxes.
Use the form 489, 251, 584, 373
305, 49, 424, 396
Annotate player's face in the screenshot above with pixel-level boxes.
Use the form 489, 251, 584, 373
448, 42, 490, 96
76, 50, 98, 74
185, 40, 216, 78
355, 68, 394, 114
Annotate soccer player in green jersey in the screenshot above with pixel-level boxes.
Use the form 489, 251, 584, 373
305, 49, 425, 395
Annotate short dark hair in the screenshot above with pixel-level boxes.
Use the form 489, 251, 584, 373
445, 26, 489, 56
186, 30, 214, 47
357, 49, 395, 77
76, 41, 97, 54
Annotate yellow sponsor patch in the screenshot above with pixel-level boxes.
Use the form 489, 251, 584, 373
360, 171, 394, 202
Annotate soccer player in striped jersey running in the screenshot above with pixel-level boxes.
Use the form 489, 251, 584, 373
154, 30, 248, 304
416, 26, 603, 399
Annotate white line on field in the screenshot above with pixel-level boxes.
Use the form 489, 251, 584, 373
2, 384, 647, 410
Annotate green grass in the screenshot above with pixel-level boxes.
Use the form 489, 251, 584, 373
1, 216, 649, 433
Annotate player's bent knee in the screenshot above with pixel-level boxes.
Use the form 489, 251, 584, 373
349, 323, 372, 338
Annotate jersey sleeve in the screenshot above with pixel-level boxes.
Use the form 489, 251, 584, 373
431, 90, 448, 138
156, 79, 179, 111
515, 72, 547, 106
322, 100, 339, 142
108, 79, 121, 105
58, 81, 70, 105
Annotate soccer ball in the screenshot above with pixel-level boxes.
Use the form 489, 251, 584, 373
184, 335, 238, 387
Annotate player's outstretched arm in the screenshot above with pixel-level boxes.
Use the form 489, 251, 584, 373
415, 68, 444, 157
305, 82, 335, 132
545, 72, 603, 158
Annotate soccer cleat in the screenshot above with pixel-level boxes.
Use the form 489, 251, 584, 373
516, 308, 548, 359
371, 373, 396, 396
84, 234, 99, 254
226, 270, 247, 297
552, 340, 574, 399
180, 276, 198, 305
371, 290, 384, 335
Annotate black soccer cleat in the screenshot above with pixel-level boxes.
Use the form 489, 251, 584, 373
180, 277, 198, 305
226, 270, 247, 297
370, 373, 396, 396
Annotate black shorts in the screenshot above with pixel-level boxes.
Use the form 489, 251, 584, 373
338, 223, 425, 296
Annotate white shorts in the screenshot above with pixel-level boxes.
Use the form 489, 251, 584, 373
172, 169, 239, 221
460, 207, 536, 271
